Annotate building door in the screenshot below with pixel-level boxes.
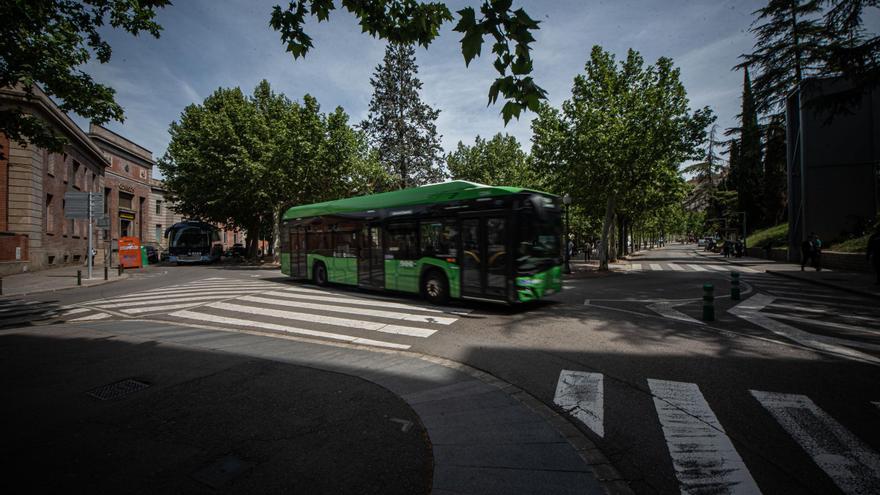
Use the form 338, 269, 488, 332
290, 227, 306, 278
357, 224, 384, 289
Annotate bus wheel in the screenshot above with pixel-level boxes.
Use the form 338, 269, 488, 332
313, 262, 328, 286
422, 270, 448, 305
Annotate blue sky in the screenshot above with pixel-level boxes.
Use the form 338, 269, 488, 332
73, 0, 878, 178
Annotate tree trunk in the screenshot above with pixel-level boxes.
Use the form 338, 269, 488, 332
599, 194, 616, 270
247, 221, 260, 259
271, 205, 283, 262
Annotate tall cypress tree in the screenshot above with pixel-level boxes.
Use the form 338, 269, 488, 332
738, 0, 825, 114
361, 43, 446, 189
738, 67, 764, 231
762, 114, 788, 226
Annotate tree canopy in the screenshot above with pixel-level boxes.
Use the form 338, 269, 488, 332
269, 0, 546, 123
0, 0, 170, 155
361, 43, 446, 189
159, 80, 387, 256
446, 133, 538, 188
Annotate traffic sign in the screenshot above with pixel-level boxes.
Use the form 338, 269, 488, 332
96, 215, 110, 228
63, 192, 90, 219
89, 192, 104, 213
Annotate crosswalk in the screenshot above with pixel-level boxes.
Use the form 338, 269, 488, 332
612, 262, 759, 273
730, 275, 880, 365
553, 370, 880, 494
71, 277, 468, 350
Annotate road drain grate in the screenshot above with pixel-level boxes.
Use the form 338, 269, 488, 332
87, 379, 151, 401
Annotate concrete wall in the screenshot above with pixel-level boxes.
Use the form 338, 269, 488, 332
787, 78, 880, 261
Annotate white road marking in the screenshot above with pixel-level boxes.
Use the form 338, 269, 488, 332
732, 265, 759, 273
706, 264, 730, 272
766, 303, 878, 321
208, 301, 437, 338
687, 264, 709, 272
170, 309, 410, 349
650, 264, 663, 271
122, 302, 207, 314
630, 264, 642, 271
0, 301, 41, 313
93, 286, 270, 300
554, 370, 604, 437
763, 289, 868, 303
239, 295, 458, 325
647, 302, 704, 325
729, 294, 880, 365
873, 401, 880, 411
261, 290, 447, 314
93, 292, 247, 307
764, 313, 880, 338
751, 390, 880, 494
60, 307, 91, 316
668, 263, 685, 271
649, 379, 761, 494
69, 312, 111, 322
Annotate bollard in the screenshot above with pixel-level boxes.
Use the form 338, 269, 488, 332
730, 272, 741, 300
118, 264, 123, 276
77, 270, 82, 286
104, 265, 109, 281
702, 283, 714, 321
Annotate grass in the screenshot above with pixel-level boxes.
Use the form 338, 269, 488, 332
828, 233, 870, 253
746, 223, 788, 248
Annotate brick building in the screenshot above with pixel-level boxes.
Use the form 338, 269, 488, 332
149, 178, 184, 250
1, 85, 110, 276
87, 124, 155, 264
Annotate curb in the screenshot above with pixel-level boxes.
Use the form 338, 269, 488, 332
765, 270, 880, 300
0, 272, 130, 298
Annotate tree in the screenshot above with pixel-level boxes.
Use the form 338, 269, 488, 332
738, 0, 825, 114
762, 113, 788, 225
737, 66, 764, 231
531, 46, 711, 269
160, 81, 380, 257
269, 0, 546, 123
446, 133, 537, 187
682, 123, 722, 212
361, 43, 446, 189
0, 0, 170, 156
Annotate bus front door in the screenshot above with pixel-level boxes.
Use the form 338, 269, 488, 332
358, 224, 384, 289
460, 216, 508, 300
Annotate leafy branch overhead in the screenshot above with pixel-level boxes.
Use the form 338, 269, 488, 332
270, 0, 547, 123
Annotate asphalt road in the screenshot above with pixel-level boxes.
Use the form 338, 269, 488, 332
4, 246, 880, 494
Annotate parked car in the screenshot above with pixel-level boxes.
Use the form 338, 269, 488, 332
144, 244, 159, 263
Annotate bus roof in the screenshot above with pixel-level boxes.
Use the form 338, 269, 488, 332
282, 181, 554, 221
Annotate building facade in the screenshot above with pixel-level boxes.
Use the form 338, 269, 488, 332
87, 124, 155, 264
1, 85, 110, 276
149, 178, 184, 250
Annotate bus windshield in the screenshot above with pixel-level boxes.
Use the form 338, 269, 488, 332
516, 204, 562, 275
170, 227, 209, 251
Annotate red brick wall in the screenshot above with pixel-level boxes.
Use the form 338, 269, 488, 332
0, 134, 8, 232
0, 234, 28, 262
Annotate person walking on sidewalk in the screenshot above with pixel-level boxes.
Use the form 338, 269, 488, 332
801, 235, 815, 271
867, 226, 880, 285
811, 233, 823, 271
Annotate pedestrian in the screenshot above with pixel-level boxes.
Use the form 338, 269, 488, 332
811, 233, 823, 271
801, 234, 814, 271
867, 225, 880, 285
723, 240, 732, 258
735, 239, 743, 258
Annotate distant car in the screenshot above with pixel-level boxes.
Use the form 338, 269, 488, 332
697, 238, 707, 247
144, 244, 159, 263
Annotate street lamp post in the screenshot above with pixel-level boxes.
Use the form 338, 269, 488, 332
563, 194, 572, 274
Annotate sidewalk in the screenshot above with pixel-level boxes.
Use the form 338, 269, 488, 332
692, 246, 880, 299
0, 263, 128, 297
1, 320, 615, 494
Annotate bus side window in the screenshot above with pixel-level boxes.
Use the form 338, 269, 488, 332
386, 222, 417, 260
420, 220, 457, 259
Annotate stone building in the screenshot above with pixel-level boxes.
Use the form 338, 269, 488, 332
87, 124, 155, 264
149, 178, 184, 250
0, 85, 110, 276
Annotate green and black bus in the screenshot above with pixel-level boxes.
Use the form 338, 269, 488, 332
280, 181, 562, 304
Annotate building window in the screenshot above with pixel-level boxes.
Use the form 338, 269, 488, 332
46, 194, 53, 233
155, 224, 163, 243
119, 191, 133, 210
47, 154, 55, 176
72, 161, 81, 190
104, 187, 110, 214
156, 200, 162, 215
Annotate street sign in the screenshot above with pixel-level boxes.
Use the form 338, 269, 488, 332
89, 192, 104, 213
63, 192, 90, 219
96, 215, 110, 228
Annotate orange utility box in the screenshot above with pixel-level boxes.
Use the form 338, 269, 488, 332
119, 236, 142, 268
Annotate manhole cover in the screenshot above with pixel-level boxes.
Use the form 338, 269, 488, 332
87, 379, 150, 401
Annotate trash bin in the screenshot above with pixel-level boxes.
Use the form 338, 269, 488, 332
140, 246, 149, 266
